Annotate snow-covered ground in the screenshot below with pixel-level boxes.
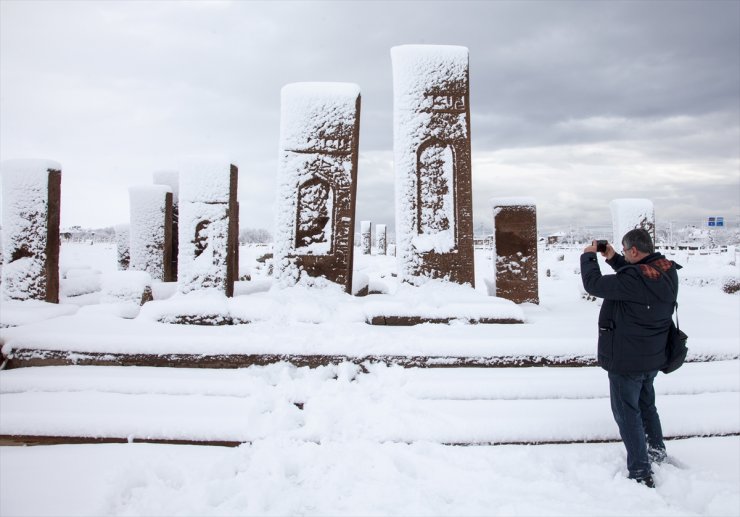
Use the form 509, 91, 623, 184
0, 242, 739, 516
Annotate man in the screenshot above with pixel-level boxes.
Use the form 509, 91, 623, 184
581, 228, 681, 488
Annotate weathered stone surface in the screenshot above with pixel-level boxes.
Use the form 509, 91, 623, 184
492, 199, 539, 305
274, 83, 361, 293
391, 45, 475, 286
0, 160, 61, 303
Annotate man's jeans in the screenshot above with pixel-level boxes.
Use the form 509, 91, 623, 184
608, 370, 666, 479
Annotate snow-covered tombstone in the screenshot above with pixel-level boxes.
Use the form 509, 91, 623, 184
377, 224, 387, 255
115, 224, 130, 270
128, 185, 173, 282
610, 199, 655, 245
274, 82, 361, 293
391, 45, 475, 286
178, 163, 238, 296
490, 198, 539, 304
153, 170, 179, 281
1, 159, 62, 302
361, 220, 372, 255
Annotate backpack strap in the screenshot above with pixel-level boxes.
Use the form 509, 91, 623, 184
646, 262, 680, 330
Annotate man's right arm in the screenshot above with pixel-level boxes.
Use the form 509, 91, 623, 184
606, 253, 628, 271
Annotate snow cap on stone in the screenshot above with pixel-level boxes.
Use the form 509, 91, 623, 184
280, 82, 361, 152
490, 197, 537, 208
610, 198, 655, 243
153, 170, 180, 204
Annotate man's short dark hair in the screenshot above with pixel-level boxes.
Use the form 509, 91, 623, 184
622, 228, 654, 254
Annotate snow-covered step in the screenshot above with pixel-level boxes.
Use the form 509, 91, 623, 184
1, 362, 738, 400
1, 388, 737, 444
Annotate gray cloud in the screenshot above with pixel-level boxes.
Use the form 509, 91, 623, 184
1, 0, 737, 237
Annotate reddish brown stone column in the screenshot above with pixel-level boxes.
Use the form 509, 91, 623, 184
391, 45, 475, 286
274, 83, 361, 293
0, 160, 61, 303
153, 171, 179, 281
492, 198, 539, 304
178, 163, 238, 297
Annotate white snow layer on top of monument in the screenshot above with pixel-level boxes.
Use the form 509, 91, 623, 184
280, 82, 360, 151
179, 162, 233, 204
1, 159, 61, 176
128, 185, 170, 281
490, 197, 537, 208
1, 160, 59, 301
152, 170, 180, 204
391, 45, 468, 99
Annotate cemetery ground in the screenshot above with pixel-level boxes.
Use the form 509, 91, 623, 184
1, 242, 739, 516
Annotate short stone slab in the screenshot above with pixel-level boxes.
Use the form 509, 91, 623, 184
2, 349, 594, 369
363, 280, 525, 325
368, 316, 523, 326
2, 348, 732, 370
2, 432, 736, 448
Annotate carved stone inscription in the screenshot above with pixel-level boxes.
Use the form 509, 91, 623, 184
275, 83, 361, 293
178, 164, 238, 297
493, 202, 539, 305
392, 45, 474, 286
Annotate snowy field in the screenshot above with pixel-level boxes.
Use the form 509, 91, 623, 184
0, 242, 739, 516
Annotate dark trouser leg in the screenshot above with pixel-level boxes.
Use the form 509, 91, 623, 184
609, 372, 652, 479
639, 371, 666, 462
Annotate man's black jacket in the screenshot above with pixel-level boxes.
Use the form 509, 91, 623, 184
580, 251, 681, 373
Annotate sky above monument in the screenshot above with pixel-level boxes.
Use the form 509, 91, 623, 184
1, 0, 738, 236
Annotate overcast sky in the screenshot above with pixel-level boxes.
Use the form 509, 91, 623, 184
1, 0, 738, 236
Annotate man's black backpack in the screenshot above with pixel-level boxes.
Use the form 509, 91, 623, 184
648, 263, 688, 374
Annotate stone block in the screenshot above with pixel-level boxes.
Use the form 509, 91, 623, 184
491, 198, 539, 304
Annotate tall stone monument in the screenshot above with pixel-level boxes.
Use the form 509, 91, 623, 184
115, 224, 130, 270
376, 224, 387, 255
274, 82, 361, 293
361, 220, 372, 255
0, 160, 61, 303
391, 45, 475, 286
610, 199, 655, 244
491, 198, 539, 305
128, 185, 173, 282
178, 163, 238, 296
153, 171, 179, 281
